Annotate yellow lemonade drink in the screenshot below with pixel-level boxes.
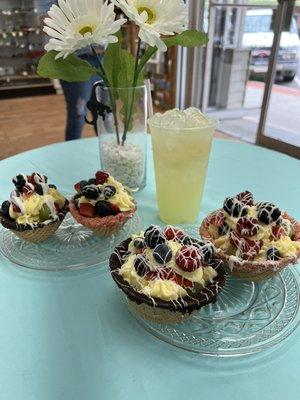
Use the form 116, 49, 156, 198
148, 108, 217, 224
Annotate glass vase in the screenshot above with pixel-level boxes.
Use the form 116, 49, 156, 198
95, 83, 149, 192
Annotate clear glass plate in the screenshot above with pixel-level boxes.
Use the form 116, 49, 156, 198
0, 213, 141, 271
124, 268, 300, 356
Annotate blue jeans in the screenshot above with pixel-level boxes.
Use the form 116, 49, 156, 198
60, 54, 100, 141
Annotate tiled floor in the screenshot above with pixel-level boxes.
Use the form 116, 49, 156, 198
0, 94, 238, 160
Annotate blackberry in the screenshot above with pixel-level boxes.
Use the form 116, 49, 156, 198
218, 222, 230, 236
48, 184, 57, 189
95, 201, 113, 217
134, 255, 151, 277
104, 185, 116, 199
257, 203, 281, 225
197, 241, 215, 262
133, 237, 146, 250
144, 225, 166, 249
223, 197, 248, 218
88, 178, 97, 185
79, 180, 89, 190
1, 200, 10, 216
153, 243, 172, 265
35, 184, 44, 195
82, 185, 100, 200
267, 247, 281, 261
12, 174, 26, 191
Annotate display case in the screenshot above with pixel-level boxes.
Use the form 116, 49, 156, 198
0, 0, 52, 95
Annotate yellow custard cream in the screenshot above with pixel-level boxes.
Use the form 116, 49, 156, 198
120, 232, 218, 301
210, 192, 300, 261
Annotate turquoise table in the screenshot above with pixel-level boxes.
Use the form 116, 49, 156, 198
0, 138, 299, 400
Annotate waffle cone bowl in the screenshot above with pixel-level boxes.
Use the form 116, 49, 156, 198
200, 210, 300, 282
0, 206, 68, 244
69, 198, 137, 236
110, 238, 226, 324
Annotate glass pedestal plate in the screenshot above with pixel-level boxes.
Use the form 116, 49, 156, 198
0, 213, 141, 271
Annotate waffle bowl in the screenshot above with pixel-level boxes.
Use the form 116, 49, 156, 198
200, 210, 300, 282
110, 238, 227, 324
0, 204, 68, 243
69, 198, 137, 236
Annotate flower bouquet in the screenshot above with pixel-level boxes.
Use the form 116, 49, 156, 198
38, 0, 208, 190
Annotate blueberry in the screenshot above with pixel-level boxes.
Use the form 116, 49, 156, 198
134, 255, 151, 277
104, 185, 116, 199
267, 247, 281, 261
79, 180, 89, 190
35, 184, 44, 195
133, 237, 146, 250
1, 200, 10, 216
88, 178, 97, 185
218, 222, 230, 236
153, 243, 172, 265
48, 184, 57, 189
95, 201, 113, 217
223, 197, 248, 218
144, 225, 166, 249
82, 185, 100, 200
12, 174, 26, 191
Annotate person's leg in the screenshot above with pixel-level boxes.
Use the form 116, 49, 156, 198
60, 54, 102, 141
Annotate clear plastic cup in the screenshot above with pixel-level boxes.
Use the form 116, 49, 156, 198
148, 109, 217, 224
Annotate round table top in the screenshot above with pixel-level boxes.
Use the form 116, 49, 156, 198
0, 137, 299, 400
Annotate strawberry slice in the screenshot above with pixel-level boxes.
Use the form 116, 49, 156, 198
109, 203, 120, 215
74, 182, 81, 193
238, 238, 262, 260
236, 217, 259, 237
164, 226, 185, 240
146, 268, 194, 289
79, 203, 95, 217
229, 231, 242, 248
271, 225, 283, 240
95, 171, 109, 184
173, 272, 194, 289
12, 203, 21, 213
209, 211, 226, 228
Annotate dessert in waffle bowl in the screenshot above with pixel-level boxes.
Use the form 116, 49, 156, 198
0, 173, 68, 243
199, 191, 300, 282
110, 225, 226, 324
69, 171, 136, 236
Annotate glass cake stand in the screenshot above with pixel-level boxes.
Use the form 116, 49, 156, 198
124, 268, 300, 356
122, 224, 300, 356
0, 213, 141, 271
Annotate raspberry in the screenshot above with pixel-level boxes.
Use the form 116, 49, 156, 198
95, 171, 109, 184
236, 191, 254, 206
236, 217, 259, 237
175, 245, 203, 272
164, 226, 185, 241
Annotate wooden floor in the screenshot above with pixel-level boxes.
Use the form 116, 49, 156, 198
0, 94, 236, 160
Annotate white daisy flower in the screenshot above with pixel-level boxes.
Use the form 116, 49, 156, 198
113, 0, 188, 52
44, 0, 126, 59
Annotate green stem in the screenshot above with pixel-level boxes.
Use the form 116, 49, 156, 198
122, 37, 142, 145
91, 46, 120, 145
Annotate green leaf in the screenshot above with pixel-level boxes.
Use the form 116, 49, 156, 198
164, 30, 208, 48
37, 51, 99, 82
